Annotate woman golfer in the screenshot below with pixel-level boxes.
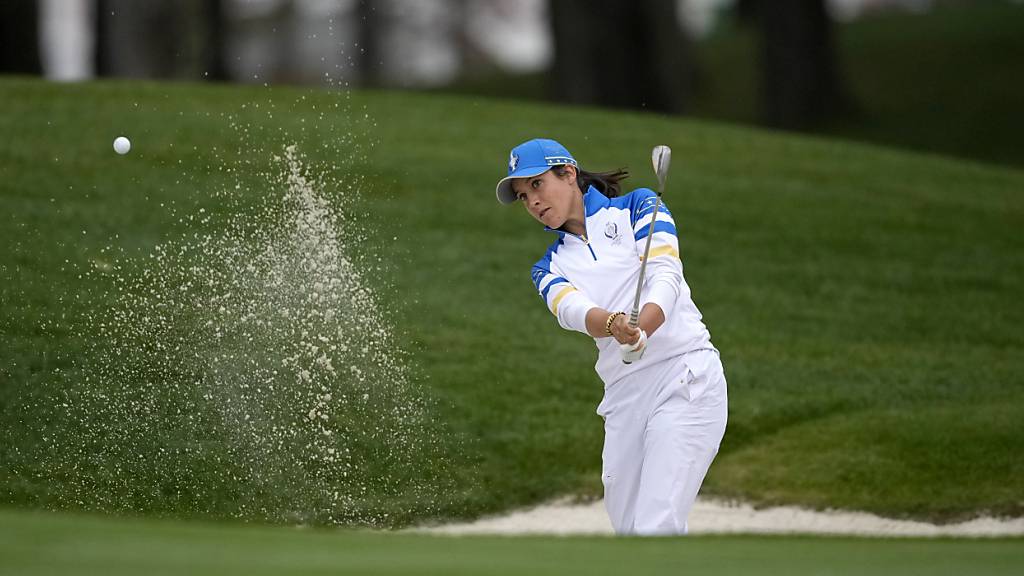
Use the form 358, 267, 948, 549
496, 138, 728, 536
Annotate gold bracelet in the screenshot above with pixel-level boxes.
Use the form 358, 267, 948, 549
605, 312, 625, 336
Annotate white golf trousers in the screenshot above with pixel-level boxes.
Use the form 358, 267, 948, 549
596, 348, 728, 536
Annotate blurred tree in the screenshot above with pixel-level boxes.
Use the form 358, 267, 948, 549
0, 0, 41, 74
356, 0, 383, 87
94, 0, 218, 80
269, 0, 298, 84
94, 0, 109, 76
450, 0, 490, 76
548, 0, 694, 114
202, 0, 228, 81
95, 0, 181, 78
741, 0, 850, 129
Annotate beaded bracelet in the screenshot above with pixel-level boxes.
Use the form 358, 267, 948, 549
605, 311, 625, 336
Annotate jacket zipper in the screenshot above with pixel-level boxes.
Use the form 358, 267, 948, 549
580, 234, 597, 261
545, 220, 597, 260
581, 217, 597, 260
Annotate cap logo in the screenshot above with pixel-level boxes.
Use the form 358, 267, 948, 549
509, 151, 519, 172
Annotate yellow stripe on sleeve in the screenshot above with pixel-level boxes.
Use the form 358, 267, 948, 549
550, 286, 577, 315
640, 245, 679, 261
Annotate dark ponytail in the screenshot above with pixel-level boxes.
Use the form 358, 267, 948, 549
553, 165, 630, 198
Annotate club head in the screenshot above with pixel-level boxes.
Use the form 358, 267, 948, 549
651, 145, 671, 193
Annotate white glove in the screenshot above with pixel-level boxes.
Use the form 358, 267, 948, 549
620, 329, 648, 364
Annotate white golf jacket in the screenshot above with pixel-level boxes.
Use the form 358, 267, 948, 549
532, 186, 714, 386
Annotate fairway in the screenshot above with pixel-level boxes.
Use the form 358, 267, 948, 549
2, 77, 1023, 527
2, 508, 1023, 576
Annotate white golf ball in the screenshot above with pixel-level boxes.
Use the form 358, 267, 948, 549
113, 136, 131, 155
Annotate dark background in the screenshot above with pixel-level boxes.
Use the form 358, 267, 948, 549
3, 0, 1023, 167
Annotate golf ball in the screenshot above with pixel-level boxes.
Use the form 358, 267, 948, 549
113, 136, 131, 155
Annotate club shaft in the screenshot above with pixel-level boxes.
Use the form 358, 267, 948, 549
629, 195, 663, 328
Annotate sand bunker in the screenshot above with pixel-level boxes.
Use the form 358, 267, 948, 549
419, 497, 1024, 537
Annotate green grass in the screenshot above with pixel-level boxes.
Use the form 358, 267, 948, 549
2, 508, 1023, 576
1, 77, 1022, 526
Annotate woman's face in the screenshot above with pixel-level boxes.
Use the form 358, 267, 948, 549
511, 166, 579, 229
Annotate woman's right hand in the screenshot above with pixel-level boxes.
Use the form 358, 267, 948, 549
609, 314, 641, 345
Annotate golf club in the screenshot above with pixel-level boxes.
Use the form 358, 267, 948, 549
628, 145, 671, 329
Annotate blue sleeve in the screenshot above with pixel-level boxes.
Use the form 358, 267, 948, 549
627, 188, 677, 241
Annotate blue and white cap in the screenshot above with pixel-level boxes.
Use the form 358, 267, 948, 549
495, 138, 578, 204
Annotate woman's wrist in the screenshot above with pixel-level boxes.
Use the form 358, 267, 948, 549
637, 303, 666, 337
605, 311, 625, 336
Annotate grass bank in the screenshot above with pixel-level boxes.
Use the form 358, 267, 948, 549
1, 78, 1022, 525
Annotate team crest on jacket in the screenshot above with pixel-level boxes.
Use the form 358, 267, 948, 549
605, 221, 621, 244
509, 151, 519, 172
